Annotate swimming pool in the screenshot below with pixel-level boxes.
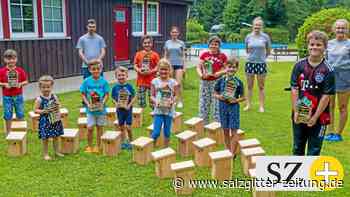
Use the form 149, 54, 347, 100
191, 42, 287, 49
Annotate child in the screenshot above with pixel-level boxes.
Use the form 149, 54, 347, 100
134, 35, 160, 108
196, 36, 227, 124
214, 58, 245, 156
34, 75, 64, 160
80, 60, 110, 153
111, 66, 136, 150
0, 49, 28, 135
290, 31, 335, 156
150, 59, 178, 147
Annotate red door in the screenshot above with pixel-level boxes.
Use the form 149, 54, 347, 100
113, 6, 129, 61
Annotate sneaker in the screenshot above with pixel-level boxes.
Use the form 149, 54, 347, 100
324, 133, 335, 141
84, 146, 94, 153
126, 143, 133, 150
121, 143, 128, 150
329, 134, 343, 142
177, 102, 183, 108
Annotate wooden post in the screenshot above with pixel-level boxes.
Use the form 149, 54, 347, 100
251, 156, 257, 169
59, 128, 79, 154
101, 131, 122, 156
184, 117, 204, 137
241, 147, 265, 176
205, 122, 224, 145
192, 138, 216, 167
132, 107, 143, 128
106, 107, 116, 127
6, 132, 27, 156
60, 108, 69, 128
147, 124, 165, 148
130, 136, 154, 165
238, 138, 260, 156
175, 130, 197, 157
28, 111, 40, 131
209, 150, 233, 181
171, 160, 196, 195
249, 169, 276, 197
151, 147, 176, 178
77, 117, 87, 140
172, 112, 183, 134
79, 108, 86, 117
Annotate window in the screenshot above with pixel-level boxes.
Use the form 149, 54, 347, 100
9, 0, 37, 37
132, 2, 143, 35
42, 0, 65, 35
146, 2, 158, 34
131, 1, 159, 36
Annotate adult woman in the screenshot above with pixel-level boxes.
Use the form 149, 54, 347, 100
325, 19, 350, 142
244, 17, 271, 112
164, 26, 185, 108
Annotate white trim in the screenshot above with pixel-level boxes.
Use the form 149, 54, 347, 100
146, 1, 159, 34
0, 36, 71, 41
131, 1, 144, 34
0, 3, 3, 39
42, 0, 67, 37
8, 0, 38, 38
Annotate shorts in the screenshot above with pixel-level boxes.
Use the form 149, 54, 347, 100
3, 95, 24, 121
117, 108, 132, 126
334, 68, 350, 92
219, 102, 240, 129
245, 62, 267, 75
172, 65, 184, 70
152, 114, 172, 139
87, 113, 107, 127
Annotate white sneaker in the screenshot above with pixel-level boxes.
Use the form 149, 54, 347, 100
177, 102, 183, 108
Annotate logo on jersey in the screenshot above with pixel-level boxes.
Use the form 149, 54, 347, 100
315, 72, 324, 83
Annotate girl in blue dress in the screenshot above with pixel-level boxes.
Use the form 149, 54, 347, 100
34, 75, 64, 160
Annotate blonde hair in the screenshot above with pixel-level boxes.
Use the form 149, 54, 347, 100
115, 66, 128, 74
225, 57, 239, 68
3, 49, 17, 58
158, 58, 173, 73
333, 19, 349, 33
307, 30, 328, 47
253, 16, 264, 26
39, 75, 54, 86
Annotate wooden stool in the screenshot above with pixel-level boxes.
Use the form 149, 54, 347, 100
147, 124, 165, 148
238, 138, 260, 155
59, 128, 79, 154
6, 132, 27, 156
77, 117, 87, 140
205, 122, 224, 145
79, 108, 86, 117
241, 147, 265, 176
171, 160, 196, 195
192, 138, 216, 167
60, 108, 69, 128
130, 137, 154, 165
249, 169, 276, 197
172, 112, 183, 133
28, 111, 40, 131
151, 147, 176, 178
175, 130, 197, 157
101, 131, 122, 156
10, 120, 27, 132
209, 150, 233, 181
185, 117, 204, 137
106, 107, 116, 126
132, 107, 143, 128
251, 156, 257, 169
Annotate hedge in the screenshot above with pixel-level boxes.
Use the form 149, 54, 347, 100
240, 27, 290, 44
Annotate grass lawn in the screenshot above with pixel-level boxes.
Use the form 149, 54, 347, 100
0, 61, 349, 197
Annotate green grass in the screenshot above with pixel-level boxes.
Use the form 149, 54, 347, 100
0, 62, 349, 197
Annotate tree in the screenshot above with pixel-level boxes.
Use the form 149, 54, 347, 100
223, 0, 240, 32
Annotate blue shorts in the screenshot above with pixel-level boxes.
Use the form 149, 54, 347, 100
3, 95, 25, 121
117, 108, 132, 126
172, 65, 184, 70
219, 102, 240, 129
81, 67, 104, 79
334, 68, 350, 92
152, 114, 172, 139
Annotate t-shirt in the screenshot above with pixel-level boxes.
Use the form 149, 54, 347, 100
0, 66, 27, 96
80, 76, 110, 115
327, 39, 350, 70
152, 78, 178, 117
111, 83, 135, 107
134, 50, 160, 87
199, 51, 227, 81
164, 39, 185, 66
76, 33, 106, 68
290, 58, 335, 122
245, 32, 271, 63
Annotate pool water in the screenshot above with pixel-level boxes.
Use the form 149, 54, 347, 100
192, 42, 287, 49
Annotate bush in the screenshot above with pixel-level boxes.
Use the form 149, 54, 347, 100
295, 8, 350, 58
186, 19, 209, 43
227, 32, 242, 42
240, 27, 290, 44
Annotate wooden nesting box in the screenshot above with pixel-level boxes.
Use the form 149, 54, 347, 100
209, 150, 233, 181
147, 124, 165, 148
60, 108, 69, 128
77, 117, 87, 140
205, 122, 224, 145
101, 131, 122, 156
130, 136, 154, 165
251, 156, 257, 169
172, 112, 183, 134
10, 120, 27, 132
79, 108, 86, 117
241, 147, 265, 176
238, 138, 260, 155
171, 160, 196, 195
106, 107, 117, 126
59, 128, 79, 154
184, 117, 204, 137
28, 111, 40, 131
151, 147, 176, 178
192, 138, 216, 167
6, 132, 27, 156
249, 169, 276, 197
132, 107, 143, 128
175, 130, 197, 157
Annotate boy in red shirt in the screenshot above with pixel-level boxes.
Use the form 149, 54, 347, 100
0, 49, 28, 135
133, 35, 160, 108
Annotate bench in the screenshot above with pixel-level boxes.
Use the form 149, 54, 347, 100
272, 48, 299, 61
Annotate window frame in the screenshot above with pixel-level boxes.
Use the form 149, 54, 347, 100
42, 0, 67, 38
0, 3, 3, 39
131, 0, 144, 37
146, 1, 159, 35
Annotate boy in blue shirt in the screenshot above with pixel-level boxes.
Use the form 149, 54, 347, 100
80, 60, 110, 153
112, 66, 136, 150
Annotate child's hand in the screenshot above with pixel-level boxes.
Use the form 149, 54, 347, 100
4, 83, 11, 89
293, 111, 299, 124
228, 98, 238, 104
307, 115, 317, 127
215, 94, 224, 101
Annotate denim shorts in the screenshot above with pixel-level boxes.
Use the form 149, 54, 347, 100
117, 108, 133, 126
334, 68, 350, 92
87, 113, 107, 127
3, 95, 24, 120
172, 65, 184, 70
